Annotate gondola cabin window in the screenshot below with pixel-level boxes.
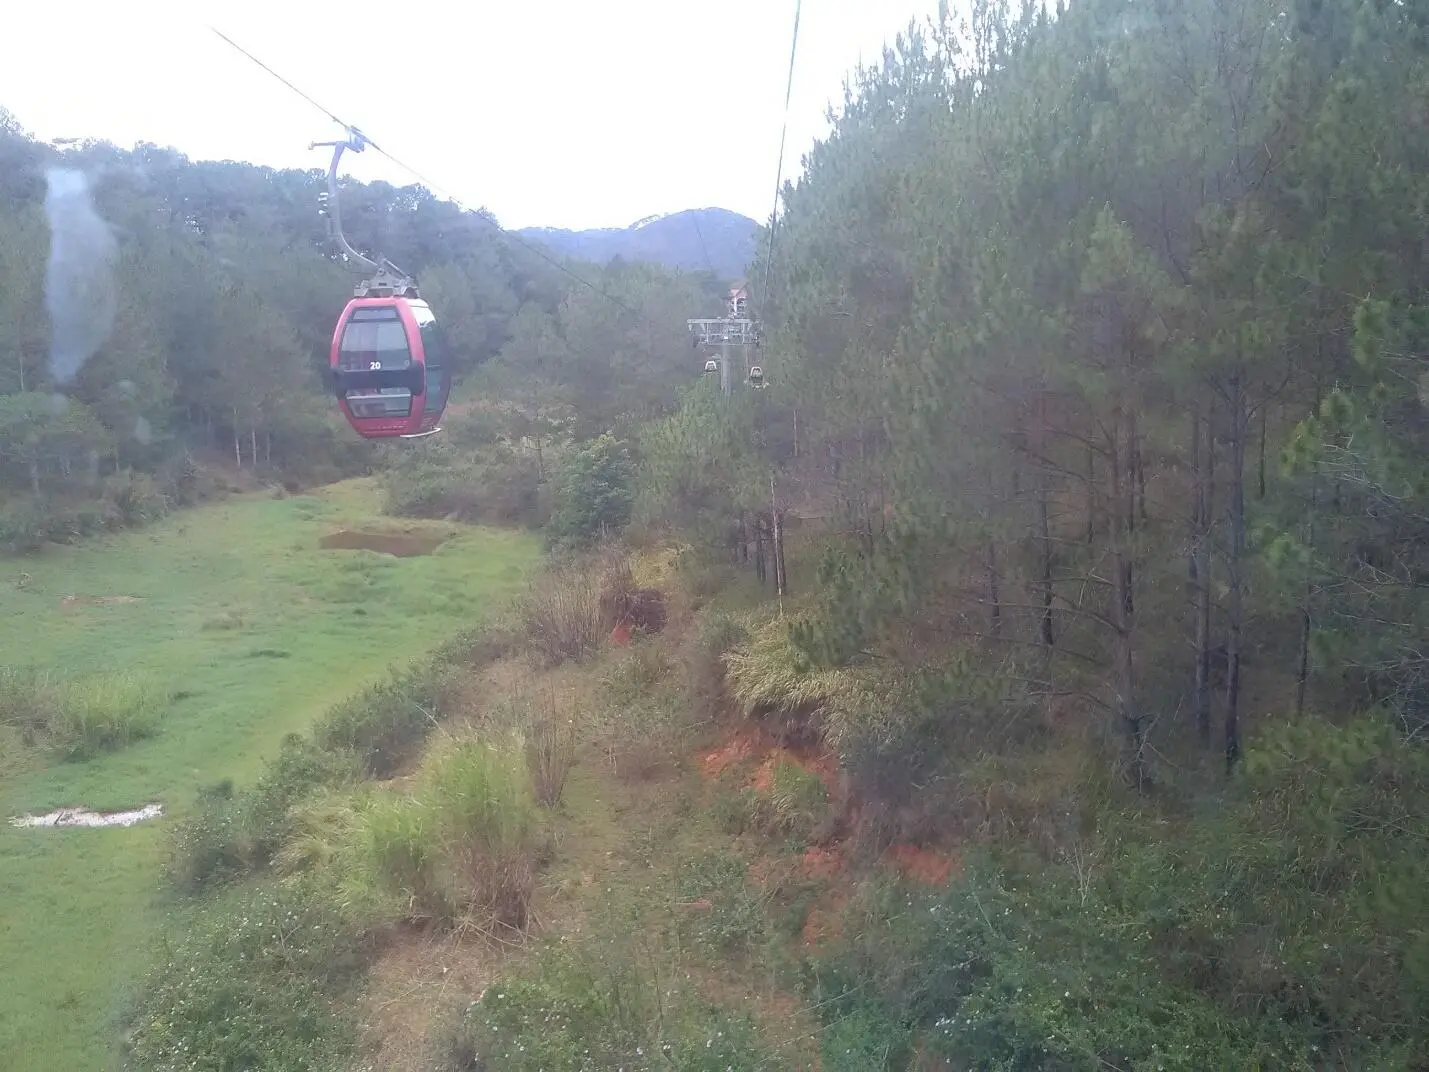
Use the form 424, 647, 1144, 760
338, 306, 413, 371
346, 387, 413, 418
411, 302, 451, 418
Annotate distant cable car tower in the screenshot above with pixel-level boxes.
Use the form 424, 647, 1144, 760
688, 282, 761, 398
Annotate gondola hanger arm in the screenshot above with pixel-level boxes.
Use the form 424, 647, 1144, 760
310, 127, 409, 281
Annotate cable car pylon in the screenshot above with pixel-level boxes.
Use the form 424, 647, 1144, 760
688, 282, 761, 398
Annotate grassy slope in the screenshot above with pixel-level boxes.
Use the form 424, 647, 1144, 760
0, 479, 538, 1072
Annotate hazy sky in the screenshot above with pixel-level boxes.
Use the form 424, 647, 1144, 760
1, 1, 942, 231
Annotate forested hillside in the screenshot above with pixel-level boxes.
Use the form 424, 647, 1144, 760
632, 0, 1429, 1063
0, 108, 726, 549
517, 207, 758, 277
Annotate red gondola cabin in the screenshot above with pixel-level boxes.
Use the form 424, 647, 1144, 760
329, 296, 450, 438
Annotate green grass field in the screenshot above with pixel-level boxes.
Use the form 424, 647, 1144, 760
0, 479, 538, 1071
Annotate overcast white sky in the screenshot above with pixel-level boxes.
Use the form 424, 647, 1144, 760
0, 1, 943, 231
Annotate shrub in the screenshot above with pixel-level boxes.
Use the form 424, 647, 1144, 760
313, 658, 458, 777
46, 672, 167, 760
723, 618, 852, 749
688, 610, 748, 722
520, 701, 578, 807
167, 734, 363, 894
544, 433, 635, 549
520, 564, 603, 667
0, 497, 47, 553
593, 647, 688, 781
805, 716, 1429, 1070
101, 468, 170, 526
127, 877, 370, 1071
0, 665, 60, 744
355, 740, 542, 933
673, 852, 768, 959
382, 442, 543, 527
762, 760, 831, 842
441, 942, 782, 1072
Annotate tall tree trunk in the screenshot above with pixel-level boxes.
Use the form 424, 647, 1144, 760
232, 407, 242, 468
986, 540, 1002, 638
1038, 484, 1055, 647
1134, 421, 1147, 523
1085, 445, 1096, 544
1226, 373, 1246, 772
1193, 400, 1215, 749
774, 509, 788, 598
1294, 473, 1317, 717
250, 425, 258, 470
1036, 392, 1055, 647
1257, 404, 1267, 500
1110, 403, 1145, 786
754, 513, 767, 584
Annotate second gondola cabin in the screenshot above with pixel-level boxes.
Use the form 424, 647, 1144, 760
329, 296, 451, 439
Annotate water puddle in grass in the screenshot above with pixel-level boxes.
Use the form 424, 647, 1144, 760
9, 803, 163, 828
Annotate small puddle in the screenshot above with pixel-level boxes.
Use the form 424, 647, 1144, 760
10, 804, 163, 828
318, 529, 450, 557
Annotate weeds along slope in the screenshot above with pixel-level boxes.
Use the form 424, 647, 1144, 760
0, 480, 537, 1072
128, 546, 822, 1071
128, 532, 1429, 1072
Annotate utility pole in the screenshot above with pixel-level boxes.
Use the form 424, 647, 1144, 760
688, 282, 760, 400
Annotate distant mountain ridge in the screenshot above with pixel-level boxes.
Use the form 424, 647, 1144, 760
516, 207, 759, 279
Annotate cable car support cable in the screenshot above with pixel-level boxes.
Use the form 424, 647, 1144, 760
210, 26, 651, 322
758, 0, 802, 326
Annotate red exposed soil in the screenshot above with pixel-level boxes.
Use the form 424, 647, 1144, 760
885, 843, 961, 886
798, 845, 844, 881
801, 890, 850, 949
700, 722, 840, 796
698, 723, 963, 959
750, 746, 841, 796
700, 722, 779, 778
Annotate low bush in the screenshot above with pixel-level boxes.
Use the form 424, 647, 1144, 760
126, 876, 371, 1072
0, 665, 59, 743
359, 739, 542, 933
520, 701, 578, 807
47, 672, 167, 760
101, 468, 170, 526
313, 658, 460, 777
440, 941, 783, 1072
593, 646, 688, 781
520, 564, 604, 667
805, 715, 1429, 1070
687, 610, 748, 721
0, 666, 167, 760
167, 734, 363, 894
382, 441, 543, 527
758, 759, 831, 843
672, 851, 768, 960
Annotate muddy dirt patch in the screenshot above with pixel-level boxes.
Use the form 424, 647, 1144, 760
319, 529, 450, 557
60, 594, 141, 608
